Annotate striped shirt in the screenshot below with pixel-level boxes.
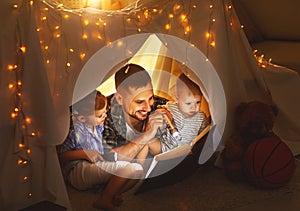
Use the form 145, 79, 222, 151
161, 102, 209, 152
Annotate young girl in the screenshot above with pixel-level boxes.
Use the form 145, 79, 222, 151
57, 91, 143, 211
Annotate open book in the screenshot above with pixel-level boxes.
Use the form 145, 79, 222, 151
145, 125, 211, 178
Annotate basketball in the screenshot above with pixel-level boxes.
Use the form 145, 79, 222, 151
244, 136, 296, 188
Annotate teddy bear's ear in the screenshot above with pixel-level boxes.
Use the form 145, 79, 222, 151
271, 104, 279, 116
236, 102, 247, 115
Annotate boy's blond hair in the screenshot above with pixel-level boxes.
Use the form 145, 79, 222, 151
176, 73, 202, 97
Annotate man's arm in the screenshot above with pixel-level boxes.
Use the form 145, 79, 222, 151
103, 110, 165, 161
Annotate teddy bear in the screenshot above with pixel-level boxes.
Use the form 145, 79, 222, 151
221, 101, 279, 182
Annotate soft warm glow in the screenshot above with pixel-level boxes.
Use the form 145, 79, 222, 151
210, 41, 216, 47
168, 14, 174, 19
8, 84, 14, 89
165, 23, 171, 30
27, 149, 31, 154
17, 81, 22, 86
117, 41, 123, 47
184, 26, 191, 34
80, 53, 86, 60
19, 143, 25, 148
82, 34, 88, 39
25, 118, 32, 124
69, 48, 74, 53
180, 14, 187, 22
173, 3, 181, 13
66, 62, 71, 67
11, 112, 17, 118
24, 176, 28, 181
8, 64, 17, 71
20, 46, 26, 53
31, 132, 36, 137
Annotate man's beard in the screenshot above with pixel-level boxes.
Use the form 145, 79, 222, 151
123, 108, 150, 121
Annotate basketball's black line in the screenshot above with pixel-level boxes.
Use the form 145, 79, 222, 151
264, 155, 295, 178
261, 139, 281, 177
251, 140, 260, 178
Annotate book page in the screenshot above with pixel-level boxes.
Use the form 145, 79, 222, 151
145, 124, 211, 178
155, 144, 191, 161
191, 125, 211, 146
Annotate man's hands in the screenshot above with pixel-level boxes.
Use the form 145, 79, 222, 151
144, 109, 173, 138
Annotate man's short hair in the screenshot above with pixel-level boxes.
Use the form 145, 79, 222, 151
115, 63, 152, 92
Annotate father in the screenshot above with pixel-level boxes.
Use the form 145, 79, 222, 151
103, 63, 167, 164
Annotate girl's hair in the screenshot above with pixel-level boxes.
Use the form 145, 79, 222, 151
176, 73, 202, 97
73, 91, 107, 116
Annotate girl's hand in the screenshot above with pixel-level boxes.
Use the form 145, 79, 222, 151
83, 150, 104, 163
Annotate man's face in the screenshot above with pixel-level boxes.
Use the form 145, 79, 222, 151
117, 82, 154, 121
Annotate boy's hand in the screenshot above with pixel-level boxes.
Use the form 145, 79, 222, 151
83, 150, 104, 163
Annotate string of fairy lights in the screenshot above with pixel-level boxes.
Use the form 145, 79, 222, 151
6, 0, 272, 202
35, 0, 219, 73
8, 0, 36, 200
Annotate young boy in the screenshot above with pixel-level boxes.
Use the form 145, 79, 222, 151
147, 73, 210, 153
57, 91, 143, 211
161, 73, 210, 151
